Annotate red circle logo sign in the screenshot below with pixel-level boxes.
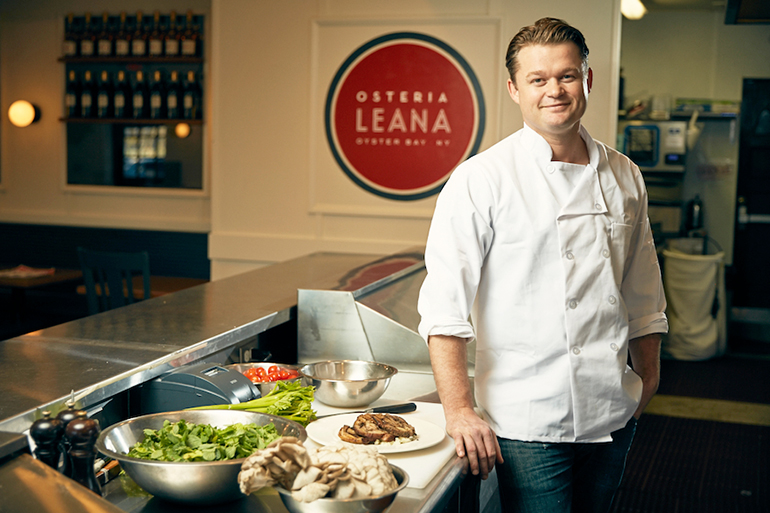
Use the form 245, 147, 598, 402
326, 32, 485, 201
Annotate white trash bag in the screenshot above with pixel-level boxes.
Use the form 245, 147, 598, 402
661, 239, 726, 361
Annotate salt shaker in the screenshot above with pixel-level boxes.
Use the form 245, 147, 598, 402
65, 411, 102, 495
56, 400, 84, 476
29, 410, 64, 468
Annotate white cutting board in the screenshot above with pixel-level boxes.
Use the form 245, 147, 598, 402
308, 400, 457, 489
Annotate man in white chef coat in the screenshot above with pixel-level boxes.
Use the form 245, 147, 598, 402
417, 17, 668, 513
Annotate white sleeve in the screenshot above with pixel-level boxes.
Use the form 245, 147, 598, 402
622, 180, 669, 339
417, 163, 495, 343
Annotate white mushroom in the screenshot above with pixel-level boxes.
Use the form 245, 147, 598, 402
237, 438, 399, 502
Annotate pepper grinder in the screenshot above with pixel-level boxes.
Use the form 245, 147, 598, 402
29, 410, 64, 468
56, 400, 84, 476
65, 411, 102, 495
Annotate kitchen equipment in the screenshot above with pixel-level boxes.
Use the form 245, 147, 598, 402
300, 360, 398, 408
95, 409, 307, 504
140, 361, 258, 414
225, 362, 302, 395
274, 464, 408, 513
315, 402, 416, 419
685, 195, 703, 232
618, 120, 687, 172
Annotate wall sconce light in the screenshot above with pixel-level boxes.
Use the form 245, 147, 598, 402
174, 122, 191, 139
8, 100, 41, 127
621, 0, 647, 20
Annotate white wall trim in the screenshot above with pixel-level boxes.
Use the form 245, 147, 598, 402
0, 210, 210, 233
309, 202, 435, 219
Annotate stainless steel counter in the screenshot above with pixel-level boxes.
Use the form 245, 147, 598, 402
0, 248, 486, 513
0, 251, 411, 437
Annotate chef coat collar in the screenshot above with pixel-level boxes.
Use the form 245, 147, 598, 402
519, 123, 607, 218
520, 123, 601, 171
560, 125, 607, 218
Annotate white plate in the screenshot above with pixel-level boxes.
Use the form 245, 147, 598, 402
306, 414, 445, 454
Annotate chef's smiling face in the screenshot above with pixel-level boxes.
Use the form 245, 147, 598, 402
507, 42, 592, 141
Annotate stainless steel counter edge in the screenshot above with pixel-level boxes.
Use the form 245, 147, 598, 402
0, 310, 284, 436
411, 455, 469, 513
0, 251, 424, 441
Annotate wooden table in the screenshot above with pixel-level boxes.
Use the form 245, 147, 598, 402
76, 275, 208, 299
0, 268, 83, 290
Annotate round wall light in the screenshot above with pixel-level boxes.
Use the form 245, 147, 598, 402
175, 122, 191, 139
8, 100, 41, 127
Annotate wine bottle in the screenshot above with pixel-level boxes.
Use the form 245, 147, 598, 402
131, 11, 147, 57
132, 70, 149, 119
183, 70, 202, 120
97, 70, 113, 118
149, 70, 165, 119
193, 14, 203, 58
97, 12, 113, 57
65, 70, 80, 118
80, 12, 95, 57
113, 70, 132, 119
166, 70, 180, 119
181, 11, 196, 57
148, 11, 163, 57
114, 11, 130, 57
164, 11, 180, 57
80, 70, 97, 118
63, 13, 78, 57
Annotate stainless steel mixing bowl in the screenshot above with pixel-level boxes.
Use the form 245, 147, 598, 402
300, 360, 398, 407
275, 464, 408, 513
95, 409, 307, 504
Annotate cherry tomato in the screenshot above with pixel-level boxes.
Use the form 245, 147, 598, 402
268, 365, 280, 375
278, 369, 290, 379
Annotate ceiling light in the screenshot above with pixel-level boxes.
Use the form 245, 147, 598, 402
622, 0, 648, 19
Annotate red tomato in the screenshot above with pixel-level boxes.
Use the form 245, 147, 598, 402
268, 366, 280, 375
256, 367, 267, 377
278, 369, 290, 379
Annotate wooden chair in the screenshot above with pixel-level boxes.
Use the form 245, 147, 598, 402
77, 247, 151, 315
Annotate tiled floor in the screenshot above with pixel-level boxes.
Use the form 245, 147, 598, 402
611, 348, 770, 512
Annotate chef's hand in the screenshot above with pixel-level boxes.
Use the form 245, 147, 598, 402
445, 406, 503, 480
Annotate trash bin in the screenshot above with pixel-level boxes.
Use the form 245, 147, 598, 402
661, 238, 726, 360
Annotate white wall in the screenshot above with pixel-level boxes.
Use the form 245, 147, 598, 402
0, 0, 211, 233
621, 11, 770, 264
0, 0, 622, 279
209, 0, 622, 279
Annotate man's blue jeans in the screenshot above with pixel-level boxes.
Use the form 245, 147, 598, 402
496, 417, 637, 513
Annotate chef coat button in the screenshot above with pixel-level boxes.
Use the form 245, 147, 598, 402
547, 165, 555, 174
608, 295, 617, 305
602, 249, 610, 258
569, 299, 578, 309
610, 343, 619, 351
572, 347, 581, 355
566, 251, 574, 260
594, 202, 603, 211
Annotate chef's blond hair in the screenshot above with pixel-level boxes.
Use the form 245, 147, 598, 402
505, 17, 589, 83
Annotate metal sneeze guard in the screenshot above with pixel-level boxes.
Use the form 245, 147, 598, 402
297, 252, 476, 375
